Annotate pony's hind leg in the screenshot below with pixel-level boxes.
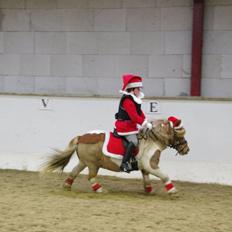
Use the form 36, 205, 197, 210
141, 170, 153, 193
63, 161, 86, 190
87, 163, 103, 193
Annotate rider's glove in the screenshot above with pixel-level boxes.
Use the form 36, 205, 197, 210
146, 122, 153, 130
142, 120, 153, 130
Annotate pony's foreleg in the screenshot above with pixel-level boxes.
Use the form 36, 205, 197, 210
88, 164, 103, 193
141, 170, 153, 193
150, 168, 177, 194
142, 152, 177, 193
63, 161, 86, 190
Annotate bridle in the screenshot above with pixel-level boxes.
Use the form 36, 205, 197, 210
169, 130, 188, 155
138, 123, 188, 155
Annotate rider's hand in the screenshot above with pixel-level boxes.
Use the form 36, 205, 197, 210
141, 120, 153, 130
146, 122, 153, 130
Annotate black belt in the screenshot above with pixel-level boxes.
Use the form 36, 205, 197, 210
113, 129, 129, 146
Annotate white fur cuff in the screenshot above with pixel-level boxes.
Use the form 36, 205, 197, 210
142, 120, 148, 128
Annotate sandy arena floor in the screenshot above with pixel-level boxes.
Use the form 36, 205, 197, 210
0, 169, 232, 232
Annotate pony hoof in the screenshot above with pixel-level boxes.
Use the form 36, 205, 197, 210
63, 177, 73, 191
102, 189, 109, 193
167, 187, 178, 194
96, 187, 103, 193
63, 183, 72, 191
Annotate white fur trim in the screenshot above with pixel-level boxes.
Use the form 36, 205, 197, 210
102, 132, 123, 160
117, 130, 138, 135
87, 130, 105, 134
169, 121, 174, 128
126, 82, 143, 90
169, 121, 183, 129
119, 90, 144, 104
167, 187, 177, 194
174, 122, 183, 129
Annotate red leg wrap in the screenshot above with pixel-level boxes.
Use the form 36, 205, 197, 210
145, 185, 153, 193
65, 177, 74, 186
165, 182, 174, 191
92, 183, 102, 192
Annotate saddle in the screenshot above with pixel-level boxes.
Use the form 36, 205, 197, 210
78, 131, 139, 159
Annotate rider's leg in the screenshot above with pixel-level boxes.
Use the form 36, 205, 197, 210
120, 134, 138, 173
120, 142, 135, 172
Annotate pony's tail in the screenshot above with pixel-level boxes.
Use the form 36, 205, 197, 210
41, 137, 79, 173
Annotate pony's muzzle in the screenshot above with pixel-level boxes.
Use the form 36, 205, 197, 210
177, 139, 190, 155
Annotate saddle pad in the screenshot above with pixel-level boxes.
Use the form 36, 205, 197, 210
78, 133, 105, 144
102, 132, 125, 159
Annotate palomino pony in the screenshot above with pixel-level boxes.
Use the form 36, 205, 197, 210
42, 119, 189, 194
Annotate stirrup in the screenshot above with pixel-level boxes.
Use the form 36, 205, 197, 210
120, 162, 132, 173
131, 160, 138, 170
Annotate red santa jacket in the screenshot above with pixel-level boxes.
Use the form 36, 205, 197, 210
114, 93, 146, 135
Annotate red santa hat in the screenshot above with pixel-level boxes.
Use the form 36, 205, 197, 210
121, 74, 143, 91
168, 116, 183, 129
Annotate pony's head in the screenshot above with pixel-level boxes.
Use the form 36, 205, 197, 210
150, 118, 189, 155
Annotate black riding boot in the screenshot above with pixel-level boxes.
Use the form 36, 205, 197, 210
120, 142, 135, 173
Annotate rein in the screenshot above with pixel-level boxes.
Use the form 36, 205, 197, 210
138, 129, 157, 141
138, 129, 149, 141
138, 128, 165, 147
148, 129, 159, 142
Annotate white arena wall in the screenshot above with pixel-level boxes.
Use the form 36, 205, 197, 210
0, 94, 232, 185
